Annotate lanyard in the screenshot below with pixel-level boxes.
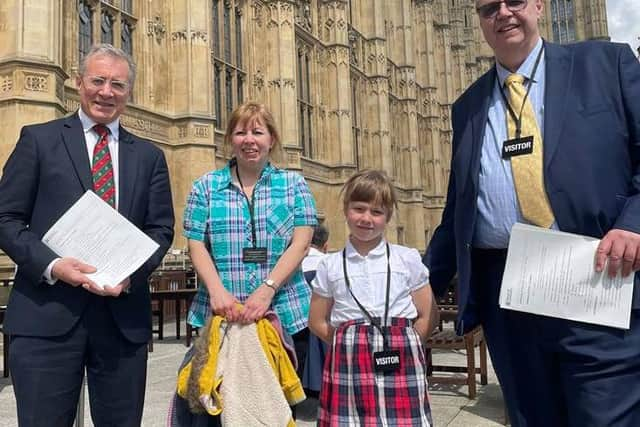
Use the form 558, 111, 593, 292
234, 160, 262, 248
498, 45, 544, 139
342, 242, 391, 348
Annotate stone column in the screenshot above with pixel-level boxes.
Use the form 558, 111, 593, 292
166, 0, 216, 244
317, 0, 353, 166
359, 0, 390, 171
258, 0, 300, 169
0, 0, 67, 168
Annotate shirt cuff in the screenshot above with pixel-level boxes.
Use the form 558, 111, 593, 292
43, 258, 60, 285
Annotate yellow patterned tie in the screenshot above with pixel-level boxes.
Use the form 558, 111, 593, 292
505, 73, 554, 228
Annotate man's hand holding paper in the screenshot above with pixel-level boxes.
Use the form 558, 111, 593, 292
43, 191, 160, 291
499, 223, 635, 329
596, 228, 640, 278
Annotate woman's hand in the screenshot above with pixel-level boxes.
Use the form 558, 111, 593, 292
239, 284, 275, 323
209, 286, 241, 322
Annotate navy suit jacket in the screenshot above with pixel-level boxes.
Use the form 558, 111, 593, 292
425, 41, 640, 333
0, 113, 175, 343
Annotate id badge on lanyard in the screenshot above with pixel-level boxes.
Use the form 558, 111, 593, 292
236, 163, 268, 264
343, 243, 401, 373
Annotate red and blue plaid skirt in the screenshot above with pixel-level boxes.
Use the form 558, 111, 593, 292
318, 317, 432, 426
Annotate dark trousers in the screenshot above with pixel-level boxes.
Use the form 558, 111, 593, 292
472, 248, 640, 427
291, 327, 310, 419
9, 295, 148, 427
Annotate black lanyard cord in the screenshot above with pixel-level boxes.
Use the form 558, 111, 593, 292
498, 44, 544, 139
235, 162, 260, 248
342, 242, 392, 349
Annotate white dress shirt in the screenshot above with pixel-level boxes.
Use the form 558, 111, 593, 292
312, 239, 430, 328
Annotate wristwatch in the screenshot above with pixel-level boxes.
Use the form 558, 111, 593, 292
262, 279, 278, 292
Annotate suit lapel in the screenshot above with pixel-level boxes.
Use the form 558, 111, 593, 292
61, 114, 92, 191
467, 68, 496, 195
118, 126, 137, 217
543, 42, 573, 169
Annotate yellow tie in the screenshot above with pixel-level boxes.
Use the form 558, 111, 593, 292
505, 73, 554, 228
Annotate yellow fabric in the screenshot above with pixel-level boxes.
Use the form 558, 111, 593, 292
176, 315, 225, 416
506, 73, 555, 228
176, 312, 305, 423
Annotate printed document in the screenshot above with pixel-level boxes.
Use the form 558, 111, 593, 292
499, 223, 634, 329
42, 190, 159, 288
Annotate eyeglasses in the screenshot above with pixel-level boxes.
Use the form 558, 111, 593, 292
84, 76, 130, 94
476, 0, 527, 19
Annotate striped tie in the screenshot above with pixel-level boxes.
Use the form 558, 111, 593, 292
92, 124, 116, 208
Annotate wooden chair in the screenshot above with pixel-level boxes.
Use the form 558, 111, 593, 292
148, 270, 196, 351
148, 273, 163, 352
0, 278, 13, 377
425, 281, 488, 399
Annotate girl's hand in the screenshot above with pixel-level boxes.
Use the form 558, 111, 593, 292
209, 287, 241, 322
239, 284, 275, 323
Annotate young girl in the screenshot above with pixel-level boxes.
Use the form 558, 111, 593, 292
309, 169, 438, 426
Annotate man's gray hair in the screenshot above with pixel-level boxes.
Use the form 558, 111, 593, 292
79, 44, 137, 87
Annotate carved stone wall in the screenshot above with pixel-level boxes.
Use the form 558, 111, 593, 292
0, 0, 610, 254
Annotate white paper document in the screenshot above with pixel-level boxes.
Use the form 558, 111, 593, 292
42, 191, 159, 288
499, 223, 634, 329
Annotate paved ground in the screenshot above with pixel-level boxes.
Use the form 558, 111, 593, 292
0, 323, 507, 426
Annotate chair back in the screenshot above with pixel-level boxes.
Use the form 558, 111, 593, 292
150, 270, 188, 291
0, 278, 13, 307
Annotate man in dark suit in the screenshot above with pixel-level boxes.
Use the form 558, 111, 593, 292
0, 44, 174, 426
424, 1, 640, 425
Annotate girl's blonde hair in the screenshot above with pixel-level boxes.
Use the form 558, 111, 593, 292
341, 169, 398, 220
224, 102, 280, 150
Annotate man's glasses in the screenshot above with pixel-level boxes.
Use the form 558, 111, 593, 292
476, 0, 527, 19
84, 76, 130, 94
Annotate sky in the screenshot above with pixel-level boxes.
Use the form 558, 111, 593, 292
606, 0, 640, 55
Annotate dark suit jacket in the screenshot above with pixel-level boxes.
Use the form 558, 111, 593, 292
0, 113, 175, 343
425, 41, 640, 333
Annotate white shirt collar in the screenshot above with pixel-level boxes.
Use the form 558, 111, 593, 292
78, 108, 120, 140
345, 238, 388, 260
307, 247, 324, 258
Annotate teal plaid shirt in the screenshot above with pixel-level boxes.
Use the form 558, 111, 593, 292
183, 160, 318, 335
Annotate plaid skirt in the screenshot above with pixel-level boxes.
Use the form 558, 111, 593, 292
318, 317, 432, 426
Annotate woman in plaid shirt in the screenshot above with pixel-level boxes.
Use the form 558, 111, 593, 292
309, 170, 438, 426
182, 102, 317, 393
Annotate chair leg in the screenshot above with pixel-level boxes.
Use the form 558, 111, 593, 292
504, 395, 511, 425
158, 300, 164, 340
148, 338, 154, 353
479, 337, 488, 385
465, 334, 477, 399
3, 333, 8, 378
425, 347, 433, 376
175, 298, 181, 340
186, 324, 192, 347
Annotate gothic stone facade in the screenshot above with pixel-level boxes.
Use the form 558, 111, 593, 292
0, 0, 608, 261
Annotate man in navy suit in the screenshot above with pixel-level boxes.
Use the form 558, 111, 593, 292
424, 1, 640, 425
0, 44, 174, 426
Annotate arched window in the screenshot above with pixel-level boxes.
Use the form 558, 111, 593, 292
78, 0, 93, 62
296, 42, 313, 157
121, 20, 133, 56
223, 3, 231, 63
211, 0, 245, 129
550, 0, 576, 43
101, 12, 114, 45
121, 0, 133, 14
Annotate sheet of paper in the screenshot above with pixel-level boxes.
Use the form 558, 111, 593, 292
42, 190, 159, 288
499, 223, 634, 329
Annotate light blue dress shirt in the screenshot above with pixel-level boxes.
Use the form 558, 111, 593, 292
473, 38, 555, 249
